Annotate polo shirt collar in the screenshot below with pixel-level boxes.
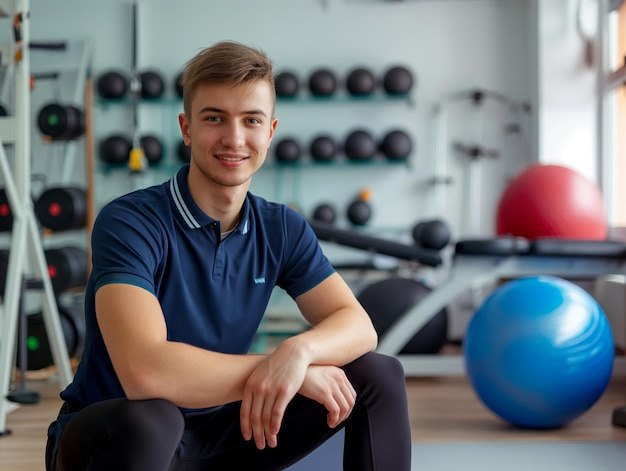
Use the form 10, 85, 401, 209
168, 164, 251, 234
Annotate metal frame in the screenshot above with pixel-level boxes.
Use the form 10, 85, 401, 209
0, 0, 72, 436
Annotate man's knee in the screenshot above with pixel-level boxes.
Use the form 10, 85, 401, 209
344, 352, 406, 393
111, 399, 184, 443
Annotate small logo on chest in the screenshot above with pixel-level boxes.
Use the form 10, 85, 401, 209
254, 277, 266, 284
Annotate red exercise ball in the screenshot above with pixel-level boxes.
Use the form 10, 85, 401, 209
496, 164, 607, 240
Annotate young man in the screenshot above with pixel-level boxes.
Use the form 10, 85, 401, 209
46, 41, 412, 471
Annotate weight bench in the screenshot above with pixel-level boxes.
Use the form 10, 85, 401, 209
378, 236, 626, 376
310, 220, 626, 377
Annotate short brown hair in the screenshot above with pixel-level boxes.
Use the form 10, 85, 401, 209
179, 41, 275, 117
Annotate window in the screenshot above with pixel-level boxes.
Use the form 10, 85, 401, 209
606, 2, 626, 226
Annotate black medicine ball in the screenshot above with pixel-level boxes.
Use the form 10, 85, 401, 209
412, 219, 451, 251
383, 65, 414, 95
309, 135, 336, 162
380, 130, 412, 160
140, 70, 165, 98
140, 135, 163, 164
346, 67, 376, 96
346, 199, 372, 226
97, 70, 128, 99
308, 68, 337, 96
275, 71, 299, 97
344, 130, 377, 160
275, 138, 301, 163
312, 203, 337, 224
99, 134, 131, 164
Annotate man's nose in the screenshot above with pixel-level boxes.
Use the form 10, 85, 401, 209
221, 122, 245, 148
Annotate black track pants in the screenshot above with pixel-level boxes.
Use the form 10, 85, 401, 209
46, 352, 412, 471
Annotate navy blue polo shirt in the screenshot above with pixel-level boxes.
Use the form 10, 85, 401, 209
59, 164, 335, 408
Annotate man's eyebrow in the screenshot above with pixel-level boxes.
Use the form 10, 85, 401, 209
198, 106, 224, 114
245, 109, 269, 118
198, 106, 268, 118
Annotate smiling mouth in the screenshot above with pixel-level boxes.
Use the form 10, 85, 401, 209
215, 154, 248, 162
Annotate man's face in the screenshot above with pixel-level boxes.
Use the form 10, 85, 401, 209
179, 80, 277, 189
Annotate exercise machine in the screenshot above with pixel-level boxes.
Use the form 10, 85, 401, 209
310, 220, 626, 377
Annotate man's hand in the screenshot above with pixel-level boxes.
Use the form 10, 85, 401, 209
240, 341, 308, 450
240, 338, 357, 451
299, 365, 356, 429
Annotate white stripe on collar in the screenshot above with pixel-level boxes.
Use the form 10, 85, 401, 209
169, 176, 201, 229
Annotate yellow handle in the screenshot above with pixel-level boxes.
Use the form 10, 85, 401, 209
128, 147, 146, 172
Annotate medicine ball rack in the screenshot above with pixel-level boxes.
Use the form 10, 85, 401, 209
94, 91, 415, 216
269, 91, 415, 207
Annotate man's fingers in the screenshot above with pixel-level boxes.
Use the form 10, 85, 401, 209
326, 398, 341, 428
249, 393, 267, 449
340, 378, 357, 421
269, 393, 289, 436
266, 385, 298, 447
263, 396, 279, 448
240, 390, 253, 441
328, 377, 356, 427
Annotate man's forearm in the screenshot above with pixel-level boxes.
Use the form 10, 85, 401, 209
122, 342, 266, 409
286, 307, 378, 368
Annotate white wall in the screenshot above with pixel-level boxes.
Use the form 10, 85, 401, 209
21, 0, 539, 258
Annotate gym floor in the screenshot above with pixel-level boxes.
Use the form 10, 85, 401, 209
1, 353, 625, 471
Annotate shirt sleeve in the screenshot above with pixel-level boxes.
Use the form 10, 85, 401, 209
90, 197, 165, 295
278, 206, 335, 298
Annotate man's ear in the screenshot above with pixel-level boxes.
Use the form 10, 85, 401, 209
179, 113, 191, 145
268, 117, 278, 146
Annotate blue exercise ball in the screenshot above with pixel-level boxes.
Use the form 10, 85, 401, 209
464, 275, 614, 429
